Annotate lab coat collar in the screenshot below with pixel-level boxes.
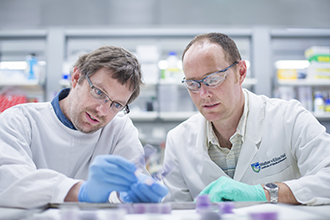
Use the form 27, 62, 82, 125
243, 89, 265, 146
234, 89, 265, 181
193, 90, 265, 181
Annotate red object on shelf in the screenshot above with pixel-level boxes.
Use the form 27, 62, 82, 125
0, 95, 28, 113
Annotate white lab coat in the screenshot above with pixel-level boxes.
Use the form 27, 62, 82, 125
0, 102, 145, 208
163, 89, 330, 205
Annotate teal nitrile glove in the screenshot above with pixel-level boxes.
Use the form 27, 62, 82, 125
123, 174, 169, 203
199, 176, 267, 202
78, 155, 137, 203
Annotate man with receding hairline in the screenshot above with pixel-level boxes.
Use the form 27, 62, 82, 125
162, 32, 330, 205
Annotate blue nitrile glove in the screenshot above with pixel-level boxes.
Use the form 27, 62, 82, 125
119, 191, 133, 203
78, 155, 138, 203
121, 174, 169, 203
199, 176, 267, 202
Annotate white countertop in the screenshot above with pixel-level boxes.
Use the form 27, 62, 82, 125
1, 202, 330, 220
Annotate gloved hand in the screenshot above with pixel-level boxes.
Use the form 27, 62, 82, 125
78, 155, 137, 203
199, 176, 267, 202
120, 174, 169, 203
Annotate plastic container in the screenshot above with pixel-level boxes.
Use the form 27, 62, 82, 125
218, 202, 235, 214
26, 53, 38, 80
297, 86, 313, 112
163, 51, 182, 82
325, 98, 330, 112
132, 203, 172, 214
158, 84, 178, 112
249, 211, 278, 220
307, 62, 330, 79
195, 195, 211, 214
305, 46, 330, 60
314, 91, 325, 113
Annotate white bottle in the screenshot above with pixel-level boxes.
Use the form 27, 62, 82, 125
165, 51, 181, 82
314, 91, 325, 113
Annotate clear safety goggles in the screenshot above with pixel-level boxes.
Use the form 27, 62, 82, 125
182, 61, 239, 92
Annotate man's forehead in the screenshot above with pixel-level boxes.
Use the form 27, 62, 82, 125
185, 42, 225, 64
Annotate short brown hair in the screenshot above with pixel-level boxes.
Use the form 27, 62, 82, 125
182, 33, 241, 64
72, 45, 143, 104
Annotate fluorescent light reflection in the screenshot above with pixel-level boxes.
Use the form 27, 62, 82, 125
245, 60, 250, 69
275, 60, 310, 69
0, 61, 46, 70
0, 61, 27, 70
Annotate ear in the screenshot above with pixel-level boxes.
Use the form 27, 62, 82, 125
71, 67, 81, 88
238, 60, 247, 85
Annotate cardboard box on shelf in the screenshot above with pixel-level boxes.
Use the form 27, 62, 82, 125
305, 46, 330, 60
277, 69, 297, 80
307, 62, 330, 79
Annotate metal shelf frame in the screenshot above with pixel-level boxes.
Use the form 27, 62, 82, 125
2, 27, 330, 121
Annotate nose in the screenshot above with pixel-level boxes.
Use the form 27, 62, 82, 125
199, 83, 212, 98
95, 103, 109, 116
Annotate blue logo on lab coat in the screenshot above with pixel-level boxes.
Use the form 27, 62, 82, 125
251, 162, 261, 173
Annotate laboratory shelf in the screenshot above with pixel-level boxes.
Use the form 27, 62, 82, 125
159, 79, 183, 85
0, 30, 47, 100
0, 80, 44, 93
129, 111, 198, 121
0, 29, 47, 38
0, 79, 41, 86
243, 78, 258, 87
159, 78, 258, 87
278, 79, 330, 86
159, 111, 198, 121
65, 28, 252, 38
271, 28, 330, 38
129, 109, 330, 121
59, 79, 70, 88
129, 111, 158, 121
313, 112, 330, 121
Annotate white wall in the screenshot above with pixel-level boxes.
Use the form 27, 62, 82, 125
0, 0, 330, 28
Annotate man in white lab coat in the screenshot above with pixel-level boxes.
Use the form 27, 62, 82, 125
0, 46, 167, 208
162, 33, 330, 205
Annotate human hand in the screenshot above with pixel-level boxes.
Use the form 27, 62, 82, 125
78, 155, 137, 203
199, 176, 267, 202
120, 174, 168, 203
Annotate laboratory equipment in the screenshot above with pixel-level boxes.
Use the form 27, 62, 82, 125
195, 195, 222, 220
163, 51, 182, 82
325, 98, 330, 112
60, 205, 80, 220
314, 91, 325, 113
195, 195, 211, 214
199, 211, 221, 220
217, 202, 235, 214
26, 53, 38, 80
249, 211, 278, 220
132, 203, 172, 214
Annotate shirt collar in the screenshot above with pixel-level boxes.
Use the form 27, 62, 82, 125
51, 88, 77, 130
206, 90, 249, 146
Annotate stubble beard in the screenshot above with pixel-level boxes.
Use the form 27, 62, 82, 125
71, 108, 104, 134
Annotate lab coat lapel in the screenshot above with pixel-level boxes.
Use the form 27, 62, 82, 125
195, 116, 228, 183
234, 90, 265, 181
234, 136, 259, 181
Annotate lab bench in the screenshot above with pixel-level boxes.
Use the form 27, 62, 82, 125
1, 202, 330, 220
